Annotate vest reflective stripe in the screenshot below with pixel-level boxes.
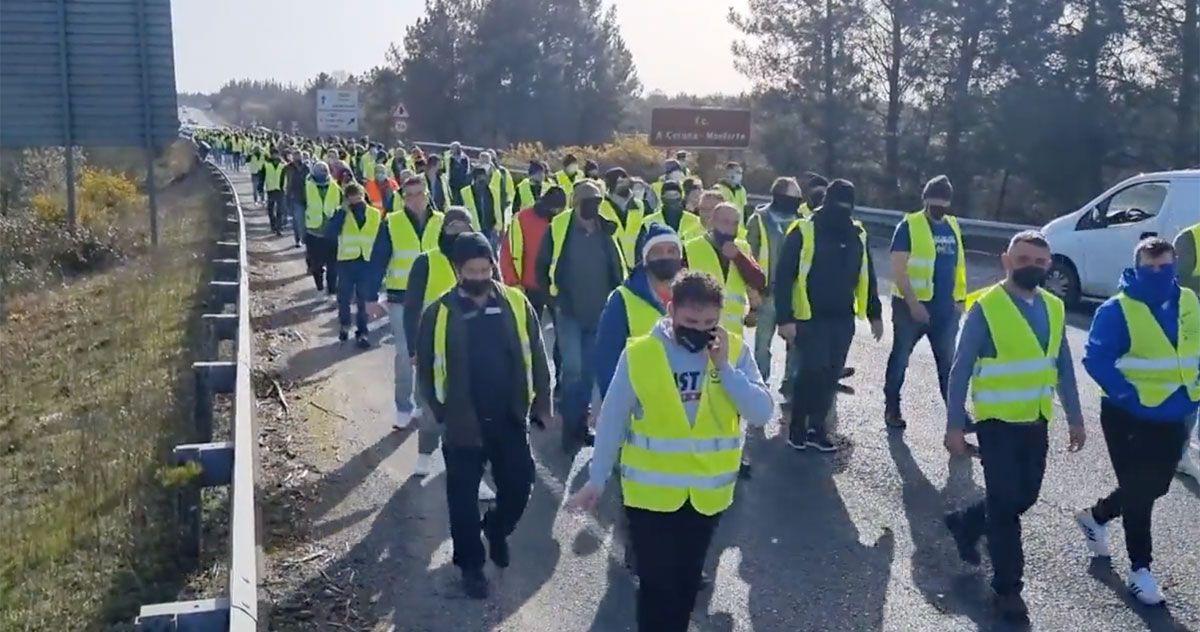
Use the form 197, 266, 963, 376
749, 213, 770, 273
619, 333, 744, 516
385, 211, 443, 290
423, 250, 456, 308
970, 285, 1065, 423
788, 219, 869, 321
337, 207, 383, 261
684, 236, 749, 334
616, 286, 661, 337
643, 210, 705, 242
304, 180, 341, 231
1189, 224, 1200, 277
263, 162, 284, 191
433, 285, 532, 404
717, 183, 748, 212
516, 179, 547, 210
1115, 289, 1200, 406
548, 211, 627, 297
491, 168, 513, 227
892, 211, 967, 301
601, 199, 646, 264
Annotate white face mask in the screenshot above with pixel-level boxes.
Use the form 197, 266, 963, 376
631, 186, 645, 199
728, 172, 743, 185
565, 164, 578, 175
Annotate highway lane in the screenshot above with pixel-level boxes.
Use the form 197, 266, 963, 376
239, 166, 1199, 632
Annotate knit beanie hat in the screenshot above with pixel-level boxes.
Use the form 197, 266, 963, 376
922, 175, 953, 206
638, 222, 682, 262
824, 179, 856, 211
451, 232, 494, 267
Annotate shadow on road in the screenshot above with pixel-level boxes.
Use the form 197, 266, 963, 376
1086, 559, 1193, 632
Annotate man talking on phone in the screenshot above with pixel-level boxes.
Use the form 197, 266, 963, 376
568, 270, 773, 632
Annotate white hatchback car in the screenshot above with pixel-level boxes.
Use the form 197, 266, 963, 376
1041, 169, 1200, 306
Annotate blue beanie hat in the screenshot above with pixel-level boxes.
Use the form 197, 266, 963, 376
637, 222, 682, 263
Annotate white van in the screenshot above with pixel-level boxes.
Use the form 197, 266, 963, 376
1041, 169, 1200, 306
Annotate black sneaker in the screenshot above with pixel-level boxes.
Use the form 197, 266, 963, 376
699, 570, 713, 589
355, 334, 371, 349
487, 531, 509, 569
786, 429, 807, 451
840, 366, 856, 379
944, 512, 982, 565
993, 592, 1029, 623
738, 459, 752, 479
462, 568, 489, 599
884, 411, 907, 429
338, 329, 349, 342
806, 435, 838, 452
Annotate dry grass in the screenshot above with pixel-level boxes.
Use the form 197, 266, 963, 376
0, 145, 226, 631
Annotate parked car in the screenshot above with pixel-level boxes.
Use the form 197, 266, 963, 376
1041, 169, 1200, 306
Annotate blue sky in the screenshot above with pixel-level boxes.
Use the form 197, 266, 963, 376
171, 0, 752, 96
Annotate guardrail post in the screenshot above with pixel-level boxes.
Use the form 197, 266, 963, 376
174, 446, 202, 569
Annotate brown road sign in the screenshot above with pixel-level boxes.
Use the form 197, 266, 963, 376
650, 107, 752, 149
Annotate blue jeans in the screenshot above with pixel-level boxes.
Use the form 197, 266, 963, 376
753, 298, 798, 394
337, 261, 372, 337
556, 311, 597, 434
883, 297, 958, 414
387, 302, 415, 415
289, 199, 305, 245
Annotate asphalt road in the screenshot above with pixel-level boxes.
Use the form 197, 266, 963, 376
237, 167, 1200, 632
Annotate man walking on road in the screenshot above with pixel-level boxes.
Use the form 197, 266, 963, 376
1172, 221, 1200, 480
415, 233, 552, 600
1074, 237, 1199, 606
303, 162, 341, 298
283, 150, 309, 248
774, 180, 883, 452
327, 183, 387, 349
942, 230, 1086, 623
263, 149, 286, 236
884, 175, 968, 430
569, 270, 773, 632
746, 177, 803, 401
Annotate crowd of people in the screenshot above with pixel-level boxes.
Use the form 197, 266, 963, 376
196, 127, 1200, 631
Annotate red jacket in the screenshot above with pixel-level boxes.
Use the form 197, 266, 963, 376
500, 207, 550, 290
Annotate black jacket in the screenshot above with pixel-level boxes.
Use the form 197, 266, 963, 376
415, 281, 552, 448
773, 209, 882, 322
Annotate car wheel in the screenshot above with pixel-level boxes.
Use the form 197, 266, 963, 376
1046, 257, 1081, 307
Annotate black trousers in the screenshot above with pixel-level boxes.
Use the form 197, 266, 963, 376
788, 316, 855, 441
626, 502, 721, 632
266, 190, 285, 232
958, 420, 1048, 596
1092, 400, 1187, 571
443, 421, 535, 572
303, 233, 337, 293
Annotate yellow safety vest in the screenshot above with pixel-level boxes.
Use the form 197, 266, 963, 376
516, 178, 548, 210
1187, 223, 1200, 277
684, 236, 750, 335
616, 286, 662, 337
620, 332, 744, 516
893, 211, 967, 302
459, 184, 500, 231
304, 180, 341, 231
433, 284, 533, 404
601, 198, 646, 265
247, 154, 262, 174
359, 153, 376, 180
547, 211, 628, 297
799, 202, 814, 219
643, 210, 705, 242
787, 219, 869, 321
337, 206, 383, 262
747, 213, 772, 274
385, 211, 443, 290
423, 250, 456, 308
1115, 289, 1200, 407
717, 182, 748, 212
263, 162, 284, 192
554, 170, 578, 200
970, 284, 1065, 423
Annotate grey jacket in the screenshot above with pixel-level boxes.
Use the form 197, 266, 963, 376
415, 281, 553, 448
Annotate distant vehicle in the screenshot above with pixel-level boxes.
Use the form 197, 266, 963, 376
1041, 169, 1200, 306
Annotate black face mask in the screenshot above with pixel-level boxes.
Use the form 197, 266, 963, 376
460, 278, 491, 297
711, 231, 735, 247
772, 193, 802, 215
807, 193, 826, 209
350, 201, 367, 212
646, 258, 682, 281
439, 232, 462, 255
615, 184, 632, 198
663, 199, 684, 213
674, 325, 715, 353
1011, 266, 1047, 291
927, 205, 949, 220
578, 199, 601, 219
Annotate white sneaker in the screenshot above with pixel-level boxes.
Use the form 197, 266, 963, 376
1075, 509, 1112, 557
478, 479, 496, 502
414, 453, 434, 477
393, 410, 412, 431
1128, 568, 1166, 606
1177, 452, 1200, 481
412, 404, 424, 423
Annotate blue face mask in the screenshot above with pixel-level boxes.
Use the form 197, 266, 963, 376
1135, 263, 1177, 299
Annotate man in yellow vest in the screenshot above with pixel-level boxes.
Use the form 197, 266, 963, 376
600, 167, 647, 265
1172, 221, 1200, 480
247, 147, 265, 205
942, 230, 1086, 623
746, 177, 804, 401
1073, 237, 1198, 607
375, 176, 444, 430
568, 270, 773, 632
514, 161, 551, 216
327, 183, 387, 348
414, 232, 552, 600
683, 202, 767, 338
262, 148, 286, 236
773, 181, 883, 451
553, 153, 581, 201
885, 175, 968, 430
716, 161, 749, 218
535, 180, 627, 452
641, 181, 704, 242
303, 161, 341, 298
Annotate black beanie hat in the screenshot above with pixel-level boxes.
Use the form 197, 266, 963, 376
451, 232, 494, 267
539, 186, 567, 209
922, 175, 953, 203
824, 179, 856, 210
806, 173, 829, 191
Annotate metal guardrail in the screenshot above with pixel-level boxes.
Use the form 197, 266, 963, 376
135, 158, 261, 631
412, 140, 1038, 251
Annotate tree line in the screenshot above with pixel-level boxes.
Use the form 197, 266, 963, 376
182, 0, 1197, 222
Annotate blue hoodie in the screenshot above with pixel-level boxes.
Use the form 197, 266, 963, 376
1083, 267, 1200, 422
593, 264, 667, 397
